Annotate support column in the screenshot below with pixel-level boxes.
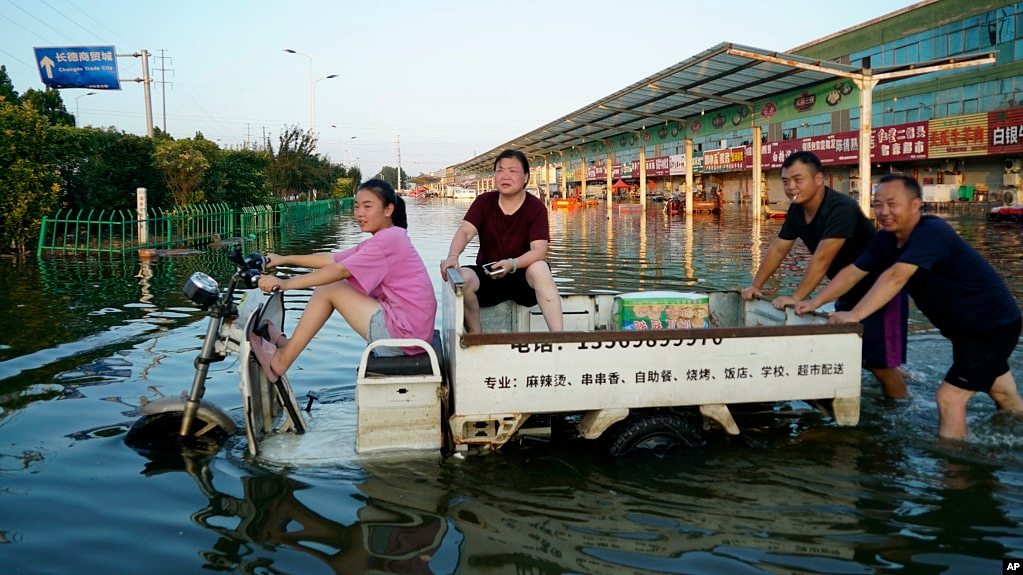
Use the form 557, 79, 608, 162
855, 74, 877, 215
639, 142, 647, 211
684, 139, 694, 216
544, 156, 551, 205
606, 145, 614, 206
752, 124, 762, 221
580, 157, 588, 200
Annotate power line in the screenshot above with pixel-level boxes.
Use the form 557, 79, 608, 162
153, 49, 174, 133
38, 0, 103, 42
0, 47, 35, 70
57, 0, 142, 49
1, 11, 55, 45
6, 0, 67, 40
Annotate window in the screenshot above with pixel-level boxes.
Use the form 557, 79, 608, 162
965, 25, 980, 51
949, 30, 964, 54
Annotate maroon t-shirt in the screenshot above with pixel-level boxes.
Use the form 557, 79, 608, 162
464, 191, 550, 266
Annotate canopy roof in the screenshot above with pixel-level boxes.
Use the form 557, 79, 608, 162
453, 42, 994, 175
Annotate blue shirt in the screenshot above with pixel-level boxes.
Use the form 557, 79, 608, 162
854, 215, 1020, 334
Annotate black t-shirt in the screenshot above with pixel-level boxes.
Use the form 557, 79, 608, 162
779, 187, 878, 306
855, 215, 1021, 334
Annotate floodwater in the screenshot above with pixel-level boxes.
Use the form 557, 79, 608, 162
1, 199, 1022, 575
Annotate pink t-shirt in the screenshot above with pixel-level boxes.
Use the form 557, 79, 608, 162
332, 226, 437, 353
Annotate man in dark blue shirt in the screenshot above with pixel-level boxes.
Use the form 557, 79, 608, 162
797, 174, 1023, 439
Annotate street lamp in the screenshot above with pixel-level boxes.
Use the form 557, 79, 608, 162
75, 91, 96, 126
344, 136, 356, 166
328, 127, 356, 165
283, 49, 338, 133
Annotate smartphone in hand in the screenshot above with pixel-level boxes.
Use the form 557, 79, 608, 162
482, 262, 500, 276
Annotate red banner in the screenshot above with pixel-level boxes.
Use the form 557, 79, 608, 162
645, 156, 671, 177
758, 122, 927, 169
988, 108, 1023, 155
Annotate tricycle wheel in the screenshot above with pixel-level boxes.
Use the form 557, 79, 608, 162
125, 411, 232, 454
606, 412, 706, 457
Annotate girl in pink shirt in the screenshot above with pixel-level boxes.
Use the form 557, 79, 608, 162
253, 179, 437, 382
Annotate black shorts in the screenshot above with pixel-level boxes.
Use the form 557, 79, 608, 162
468, 265, 538, 308
944, 317, 1021, 392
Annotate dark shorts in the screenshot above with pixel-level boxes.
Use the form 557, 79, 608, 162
468, 265, 538, 308
944, 317, 1021, 392
838, 291, 908, 369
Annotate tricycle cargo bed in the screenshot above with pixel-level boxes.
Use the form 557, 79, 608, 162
439, 270, 862, 451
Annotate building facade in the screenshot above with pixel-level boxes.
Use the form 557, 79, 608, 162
456, 0, 1023, 206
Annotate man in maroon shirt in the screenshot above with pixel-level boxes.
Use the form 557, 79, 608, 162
440, 149, 563, 333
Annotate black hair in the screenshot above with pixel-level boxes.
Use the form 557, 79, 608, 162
781, 151, 823, 175
878, 173, 922, 199
493, 149, 530, 175
356, 178, 408, 229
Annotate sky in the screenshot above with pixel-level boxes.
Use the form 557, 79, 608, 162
2, 0, 920, 182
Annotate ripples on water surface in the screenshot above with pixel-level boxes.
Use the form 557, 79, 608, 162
1, 199, 1022, 574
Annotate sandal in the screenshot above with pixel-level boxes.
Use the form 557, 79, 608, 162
266, 321, 288, 347
248, 331, 283, 383
255, 320, 288, 348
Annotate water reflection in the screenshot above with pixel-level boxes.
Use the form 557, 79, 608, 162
135, 451, 449, 574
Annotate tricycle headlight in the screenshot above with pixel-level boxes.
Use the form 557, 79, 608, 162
183, 272, 220, 307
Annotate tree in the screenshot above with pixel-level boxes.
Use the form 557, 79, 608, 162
0, 65, 19, 104
60, 128, 168, 211
263, 125, 318, 199
154, 138, 211, 205
378, 166, 409, 190
207, 148, 273, 207
21, 88, 74, 127
0, 101, 60, 252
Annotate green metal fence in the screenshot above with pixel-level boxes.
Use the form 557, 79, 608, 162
37, 198, 348, 255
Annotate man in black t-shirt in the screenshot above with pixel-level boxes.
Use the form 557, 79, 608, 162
798, 174, 1022, 439
742, 151, 908, 398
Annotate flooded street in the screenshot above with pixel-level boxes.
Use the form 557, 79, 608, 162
2, 198, 1023, 574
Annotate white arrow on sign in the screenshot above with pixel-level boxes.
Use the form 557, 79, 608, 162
39, 55, 55, 79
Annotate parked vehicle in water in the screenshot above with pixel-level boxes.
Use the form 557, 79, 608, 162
126, 248, 862, 459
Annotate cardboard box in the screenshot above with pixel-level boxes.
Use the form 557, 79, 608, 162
611, 291, 711, 330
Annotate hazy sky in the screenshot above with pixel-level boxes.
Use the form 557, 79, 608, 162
2, 0, 918, 180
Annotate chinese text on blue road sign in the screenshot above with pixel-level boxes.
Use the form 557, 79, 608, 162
33, 46, 121, 90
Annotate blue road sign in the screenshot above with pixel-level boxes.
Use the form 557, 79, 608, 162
33, 46, 121, 90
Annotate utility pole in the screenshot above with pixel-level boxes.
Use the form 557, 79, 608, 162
396, 133, 402, 191
140, 49, 154, 138
154, 49, 173, 134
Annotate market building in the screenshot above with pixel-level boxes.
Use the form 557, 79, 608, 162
449, 0, 1023, 211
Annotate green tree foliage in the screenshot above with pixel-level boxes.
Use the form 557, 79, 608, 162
378, 165, 410, 190
264, 125, 319, 199
0, 70, 355, 251
154, 138, 212, 205
0, 101, 60, 252
20, 88, 74, 127
60, 128, 168, 211
207, 148, 273, 207
0, 65, 19, 104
